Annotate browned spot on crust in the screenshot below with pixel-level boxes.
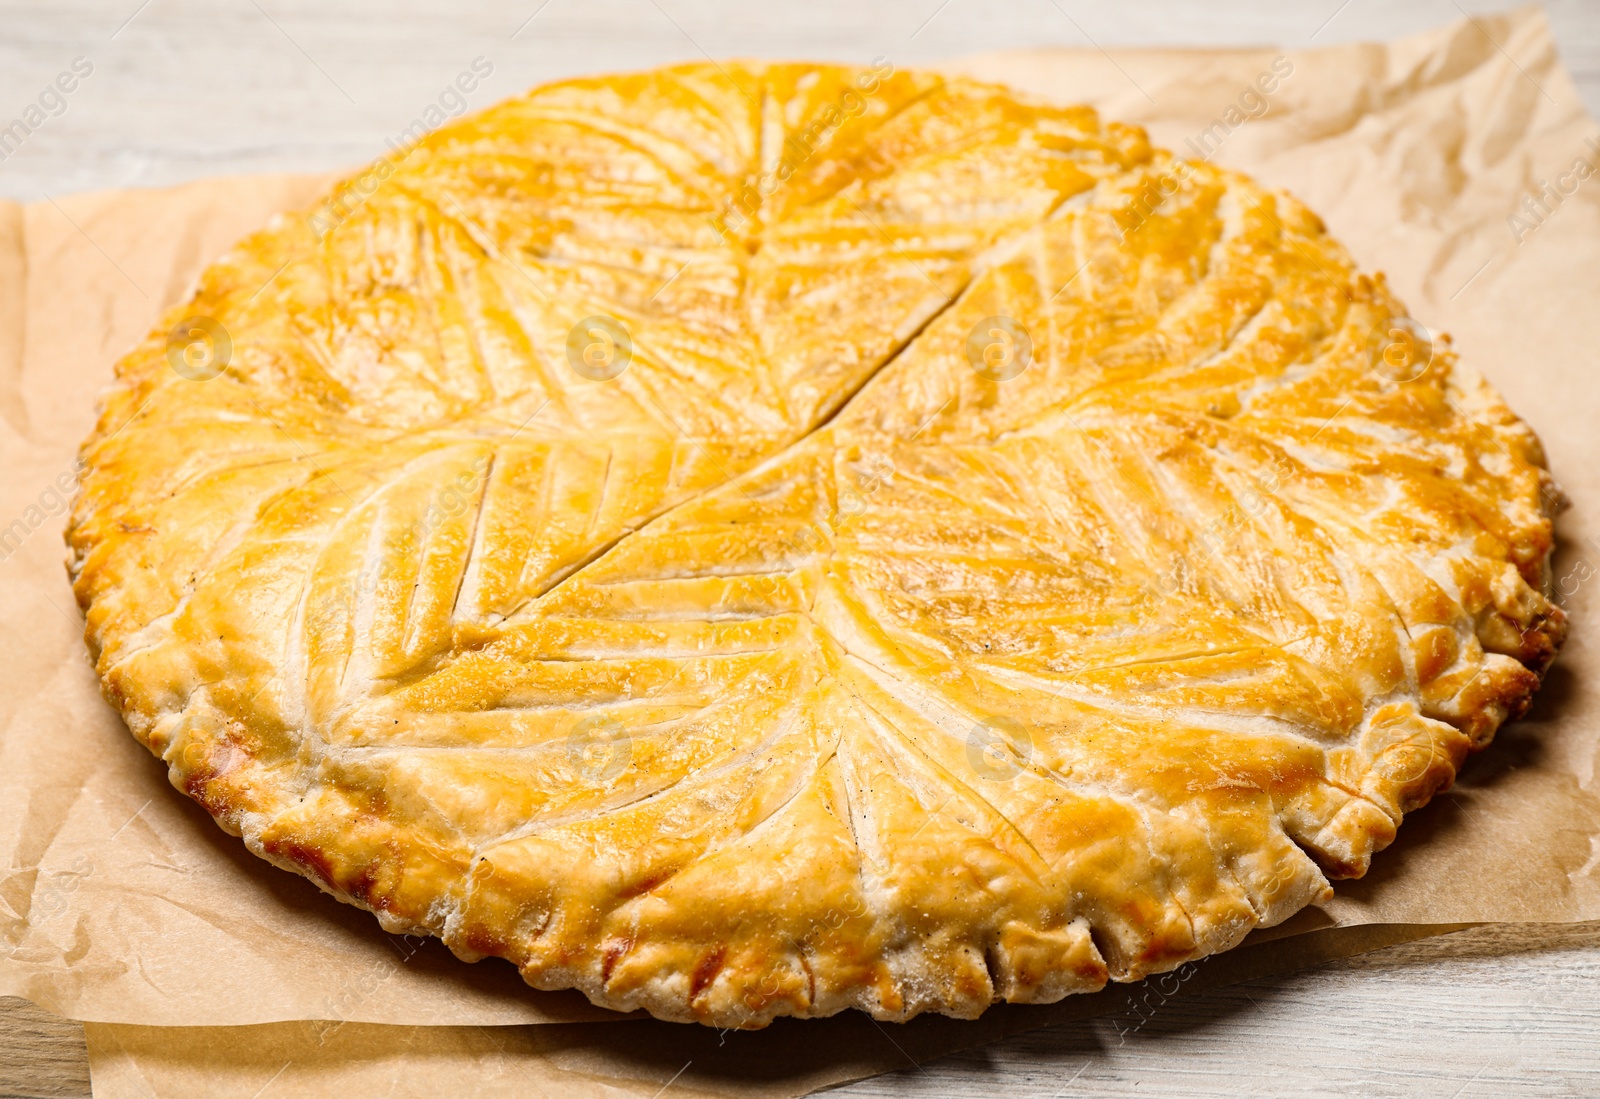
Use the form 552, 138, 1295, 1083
690, 947, 726, 999
463, 927, 508, 958
601, 937, 633, 982
263, 836, 337, 890
618, 865, 684, 900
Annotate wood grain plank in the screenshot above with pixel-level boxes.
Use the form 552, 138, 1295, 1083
0, 0, 1594, 201
0, 998, 89, 1099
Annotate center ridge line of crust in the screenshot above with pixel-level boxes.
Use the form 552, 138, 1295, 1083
509, 192, 1078, 614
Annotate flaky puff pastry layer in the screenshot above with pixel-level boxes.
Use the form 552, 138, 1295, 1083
69, 62, 1564, 1028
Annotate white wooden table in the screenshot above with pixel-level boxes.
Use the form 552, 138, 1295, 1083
2, 2, 1598, 1096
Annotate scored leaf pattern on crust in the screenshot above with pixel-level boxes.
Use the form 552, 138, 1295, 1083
68, 63, 1564, 1027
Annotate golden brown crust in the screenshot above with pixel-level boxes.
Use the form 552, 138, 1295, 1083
68, 62, 1563, 1027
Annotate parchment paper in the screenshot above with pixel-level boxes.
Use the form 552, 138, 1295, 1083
0, 1, 1596, 1077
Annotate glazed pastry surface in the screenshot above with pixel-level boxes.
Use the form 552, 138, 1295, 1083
68, 62, 1565, 1027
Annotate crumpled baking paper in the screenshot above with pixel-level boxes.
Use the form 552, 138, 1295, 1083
0, 4, 1595, 1095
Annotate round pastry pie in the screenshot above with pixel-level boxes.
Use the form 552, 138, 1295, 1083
68, 61, 1565, 1027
